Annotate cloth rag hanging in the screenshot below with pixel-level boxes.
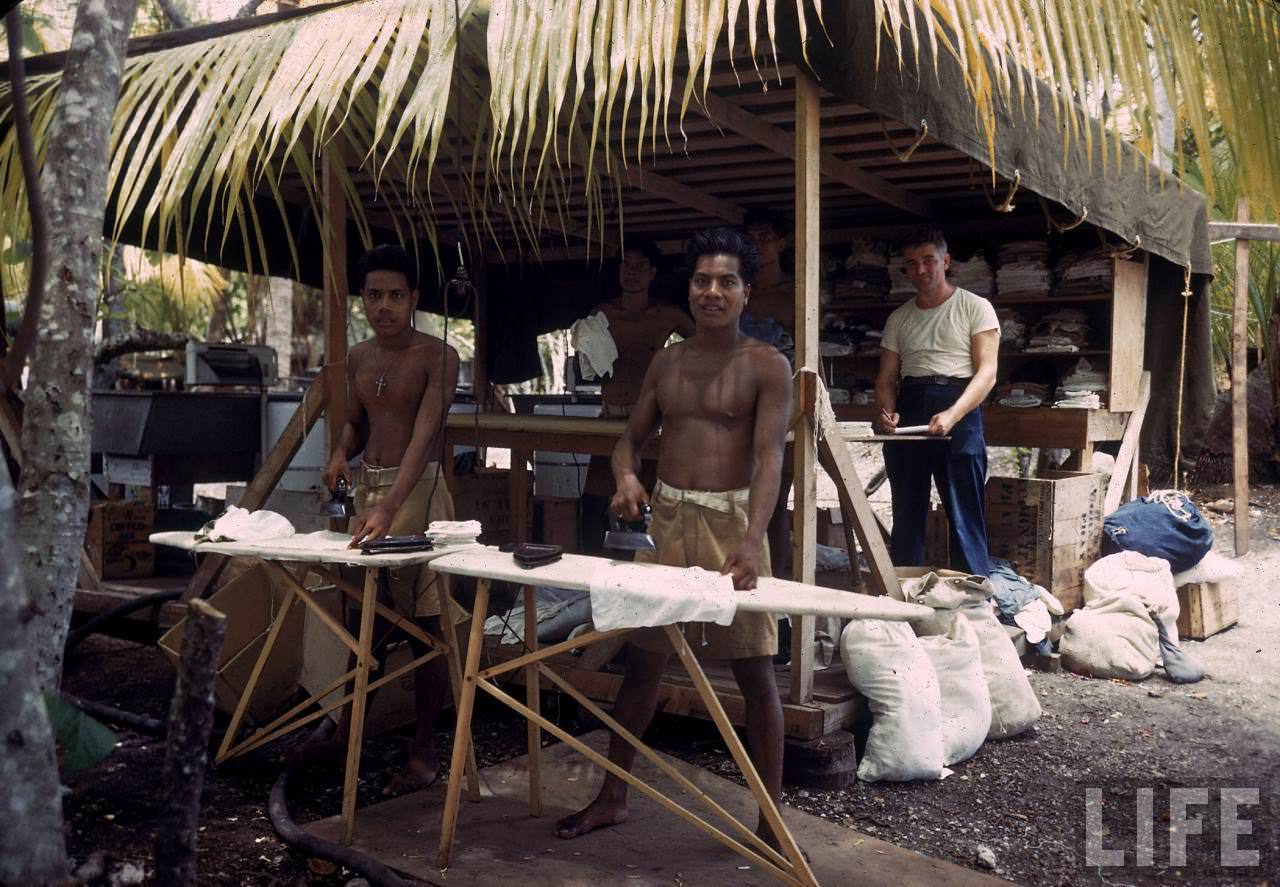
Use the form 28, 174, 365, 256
571, 312, 619, 380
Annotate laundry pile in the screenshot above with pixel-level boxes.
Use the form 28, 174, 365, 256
826, 239, 893, 303
993, 381, 1051, 408
1053, 357, 1107, 408
427, 520, 482, 547
1026, 307, 1092, 353
996, 307, 1028, 349
887, 254, 919, 299
1054, 247, 1115, 297
950, 251, 995, 297
996, 241, 1053, 299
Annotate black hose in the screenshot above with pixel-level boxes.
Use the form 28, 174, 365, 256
268, 759, 426, 887
66, 588, 184, 655
63, 692, 166, 736
865, 467, 887, 497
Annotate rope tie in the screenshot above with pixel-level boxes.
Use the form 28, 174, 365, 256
986, 168, 1020, 213
1105, 233, 1142, 260
1038, 195, 1088, 232
1173, 265, 1193, 488
879, 117, 929, 162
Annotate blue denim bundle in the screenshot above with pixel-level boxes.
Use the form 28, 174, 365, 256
1103, 490, 1213, 574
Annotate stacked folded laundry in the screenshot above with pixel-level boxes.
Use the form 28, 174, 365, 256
1026, 307, 1092, 352
993, 381, 1051, 408
887, 255, 918, 299
827, 240, 892, 303
996, 241, 1053, 299
1053, 358, 1107, 408
1054, 247, 1114, 297
997, 308, 1028, 349
427, 520, 482, 547
950, 251, 995, 297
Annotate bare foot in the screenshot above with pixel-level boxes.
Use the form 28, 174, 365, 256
383, 754, 441, 797
554, 798, 629, 839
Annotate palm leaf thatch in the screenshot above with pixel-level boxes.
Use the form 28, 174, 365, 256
0, 0, 1277, 291
866, 0, 1280, 220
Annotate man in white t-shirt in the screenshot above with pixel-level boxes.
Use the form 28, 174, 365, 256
873, 229, 999, 574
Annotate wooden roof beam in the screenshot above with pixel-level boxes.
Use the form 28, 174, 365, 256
697, 90, 938, 220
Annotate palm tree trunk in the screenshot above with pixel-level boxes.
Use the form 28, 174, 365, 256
16, 0, 140, 693
0, 460, 68, 886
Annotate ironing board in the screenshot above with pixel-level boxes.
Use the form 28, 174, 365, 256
150, 531, 481, 842
427, 546, 931, 887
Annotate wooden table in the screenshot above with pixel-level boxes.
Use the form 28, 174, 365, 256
149, 531, 480, 843
427, 546, 931, 887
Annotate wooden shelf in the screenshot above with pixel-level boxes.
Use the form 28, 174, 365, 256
821, 292, 1113, 313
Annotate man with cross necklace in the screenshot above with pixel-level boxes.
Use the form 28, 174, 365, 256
321, 243, 461, 794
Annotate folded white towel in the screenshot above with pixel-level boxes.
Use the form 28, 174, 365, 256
588, 562, 737, 632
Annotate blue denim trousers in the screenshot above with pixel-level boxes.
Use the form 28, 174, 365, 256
882, 379, 990, 575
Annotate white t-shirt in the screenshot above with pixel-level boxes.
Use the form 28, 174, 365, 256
881, 287, 999, 378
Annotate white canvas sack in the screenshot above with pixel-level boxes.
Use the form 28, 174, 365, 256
1060, 592, 1160, 680
841, 619, 947, 782
918, 617, 992, 765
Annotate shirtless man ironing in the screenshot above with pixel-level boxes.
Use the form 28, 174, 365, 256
556, 227, 793, 846
321, 243, 460, 794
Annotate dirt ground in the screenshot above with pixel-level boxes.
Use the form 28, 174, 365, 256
61, 481, 1279, 886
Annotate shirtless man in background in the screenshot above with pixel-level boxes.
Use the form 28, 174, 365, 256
581, 240, 694, 551
321, 243, 460, 794
556, 227, 793, 846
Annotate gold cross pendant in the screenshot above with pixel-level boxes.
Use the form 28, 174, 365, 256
375, 375, 387, 397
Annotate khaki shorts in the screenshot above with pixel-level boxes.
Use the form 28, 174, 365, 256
355, 462, 461, 621
629, 480, 777, 660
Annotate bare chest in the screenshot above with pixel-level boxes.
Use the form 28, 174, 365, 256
657, 352, 757, 426
354, 351, 429, 410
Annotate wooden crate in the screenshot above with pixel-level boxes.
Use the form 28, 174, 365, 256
449, 468, 522, 545
536, 495, 581, 553
1176, 581, 1239, 640
985, 470, 1104, 612
85, 500, 155, 579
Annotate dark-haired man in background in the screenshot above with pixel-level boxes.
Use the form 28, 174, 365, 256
556, 227, 793, 849
874, 229, 998, 575
580, 240, 694, 552
321, 243, 461, 794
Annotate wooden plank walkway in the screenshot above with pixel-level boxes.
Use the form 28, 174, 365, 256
308, 730, 1006, 887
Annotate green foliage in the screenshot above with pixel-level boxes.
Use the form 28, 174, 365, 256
43, 694, 117, 778
1179, 124, 1280, 374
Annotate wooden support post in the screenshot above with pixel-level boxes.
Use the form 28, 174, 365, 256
510, 448, 531, 541
1104, 373, 1151, 514
182, 366, 331, 601
523, 585, 542, 815
1232, 200, 1250, 555
322, 152, 348, 498
155, 598, 227, 886
789, 72, 821, 704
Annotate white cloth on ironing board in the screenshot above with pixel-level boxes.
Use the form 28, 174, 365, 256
588, 561, 737, 632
